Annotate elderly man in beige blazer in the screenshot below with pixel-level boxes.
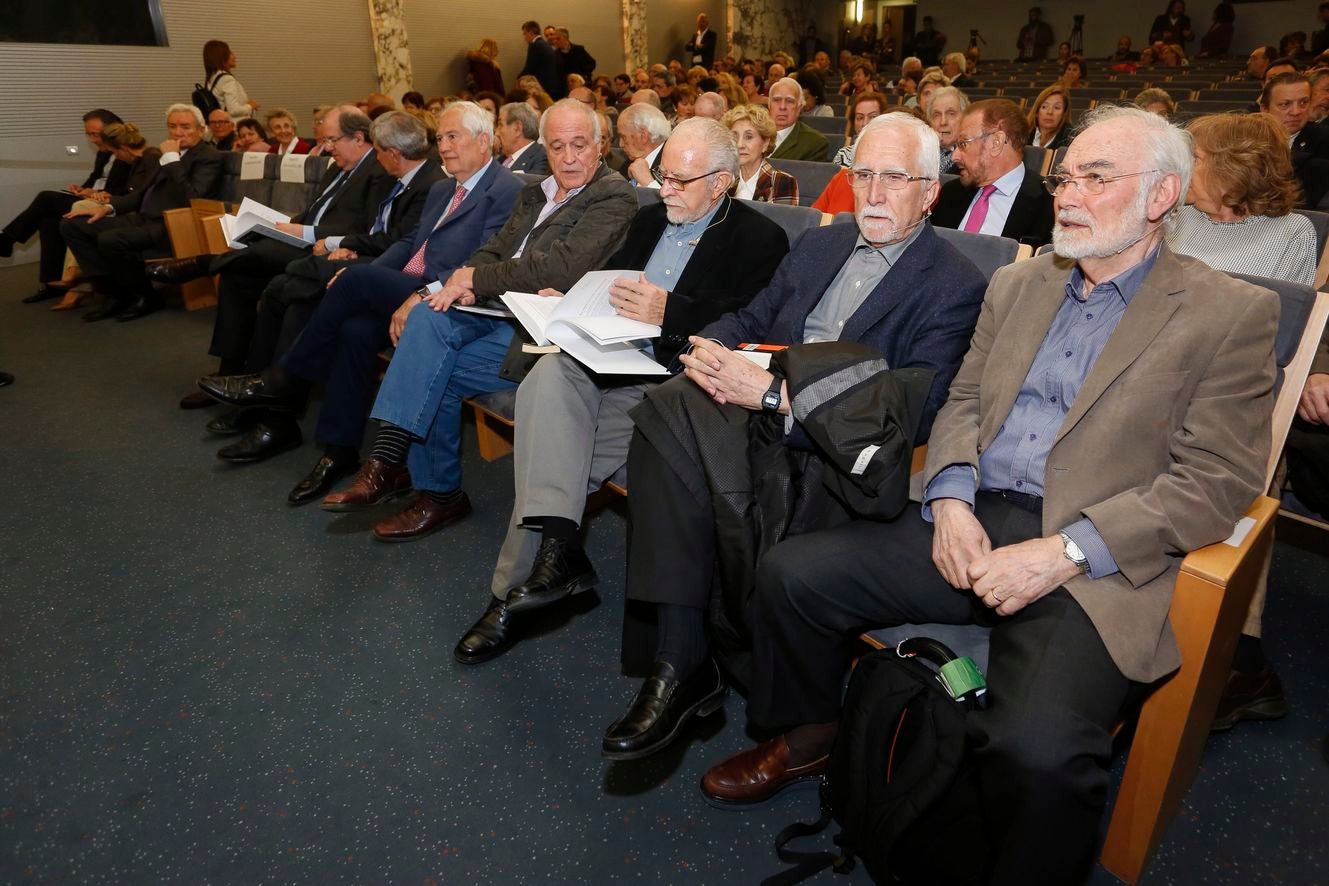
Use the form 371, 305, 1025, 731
697, 106, 1279, 883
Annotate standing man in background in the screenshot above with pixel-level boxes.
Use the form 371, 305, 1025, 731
519, 21, 564, 99
686, 13, 717, 69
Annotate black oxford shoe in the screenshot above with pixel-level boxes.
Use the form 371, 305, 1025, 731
198, 373, 296, 408
503, 538, 598, 615
217, 419, 302, 464
21, 287, 60, 304
115, 293, 163, 321
205, 407, 262, 437
146, 254, 210, 285
288, 452, 361, 506
602, 660, 726, 760
454, 597, 518, 665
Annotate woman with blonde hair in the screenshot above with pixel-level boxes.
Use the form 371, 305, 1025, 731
714, 72, 747, 110
723, 105, 799, 204
466, 38, 505, 94
1027, 83, 1072, 150
906, 70, 949, 110
1169, 112, 1317, 285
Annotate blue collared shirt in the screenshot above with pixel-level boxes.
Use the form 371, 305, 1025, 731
923, 246, 1163, 578
641, 197, 725, 292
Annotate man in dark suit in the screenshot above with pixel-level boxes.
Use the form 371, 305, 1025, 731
152, 105, 393, 377
2, 109, 129, 304
192, 111, 445, 462
452, 118, 792, 665
766, 77, 830, 162
702, 107, 1274, 883
1016, 6, 1054, 61
594, 113, 988, 761
931, 99, 1055, 246
686, 13, 717, 69
618, 104, 670, 187
60, 104, 224, 321
519, 20, 563, 99
497, 103, 550, 175
197, 102, 523, 502
552, 28, 596, 87
1260, 72, 1329, 207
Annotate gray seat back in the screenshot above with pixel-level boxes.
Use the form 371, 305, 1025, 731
739, 198, 824, 243
769, 158, 841, 207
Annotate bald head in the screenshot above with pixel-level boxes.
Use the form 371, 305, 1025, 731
630, 89, 662, 108
694, 92, 728, 119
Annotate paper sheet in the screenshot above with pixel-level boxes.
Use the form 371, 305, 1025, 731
280, 152, 309, 183
240, 151, 267, 180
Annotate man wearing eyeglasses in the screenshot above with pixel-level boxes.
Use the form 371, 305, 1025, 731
930, 99, 1055, 247
150, 105, 393, 386
595, 112, 987, 763
453, 118, 791, 665
704, 106, 1275, 882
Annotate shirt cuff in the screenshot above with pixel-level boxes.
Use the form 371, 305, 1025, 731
921, 464, 977, 522
324, 235, 344, 250
1060, 517, 1119, 579
301, 225, 315, 242
159, 151, 181, 164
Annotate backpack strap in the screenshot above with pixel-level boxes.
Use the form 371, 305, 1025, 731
760, 806, 855, 885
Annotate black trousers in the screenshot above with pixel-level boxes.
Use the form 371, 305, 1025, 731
748, 493, 1137, 886
4, 190, 78, 283
207, 240, 310, 369
59, 212, 167, 304
243, 252, 359, 373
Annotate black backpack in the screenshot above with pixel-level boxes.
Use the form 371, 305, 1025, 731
192, 72, 226, 117
763, 637, 989, 885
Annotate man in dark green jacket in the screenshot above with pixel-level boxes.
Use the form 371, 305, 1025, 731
766, 77, 831, 162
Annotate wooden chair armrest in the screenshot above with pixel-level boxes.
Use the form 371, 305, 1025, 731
1178, 495, 1280, 587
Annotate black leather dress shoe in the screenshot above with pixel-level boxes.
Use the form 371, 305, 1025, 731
198, 373, 297, 408
146, 254, 210, 285
603, 660, 726, 760
454, 597, 518, 665
0, 372, 13, 387
115, 293, 163, 321
83, 303, 125, 322
205, 407, 261, 437
1211, 665, 1290, 732
217, 420, 302, 463
503, 538, 598, 614
288, 452, 361, 506
22, 287, 60, 304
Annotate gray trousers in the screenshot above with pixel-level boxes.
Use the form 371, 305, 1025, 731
489, 353, 654, 598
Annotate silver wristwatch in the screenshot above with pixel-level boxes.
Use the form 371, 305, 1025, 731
1059, 531, 1090, 575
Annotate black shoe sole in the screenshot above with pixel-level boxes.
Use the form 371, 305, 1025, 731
602, 683, 728, 761
503, 571, 599, 615
217, 437, 302, 464
1210, 697, 1291, 733
699, 772, 825, 811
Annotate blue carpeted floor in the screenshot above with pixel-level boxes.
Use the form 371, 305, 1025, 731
1, 263, 1326, 884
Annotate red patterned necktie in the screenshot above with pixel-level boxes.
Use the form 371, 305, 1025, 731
402, 185, 467, 277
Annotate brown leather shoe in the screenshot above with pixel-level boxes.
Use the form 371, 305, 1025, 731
1210, 665, 1290, 732
373, 492, 472, 542
700, 735, 828, 808
321, 457, 412, 512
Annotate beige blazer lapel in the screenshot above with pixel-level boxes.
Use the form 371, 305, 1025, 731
1053, 247, 1186, 445
979, 261, 1067, 445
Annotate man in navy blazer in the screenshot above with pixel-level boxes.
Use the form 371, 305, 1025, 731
196, 102, 523, 504
600, 114, 989, 762
518, 20, 563, 99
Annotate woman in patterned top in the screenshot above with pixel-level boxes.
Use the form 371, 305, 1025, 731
723, 105, 799, 205
1168, 113, 1318, 286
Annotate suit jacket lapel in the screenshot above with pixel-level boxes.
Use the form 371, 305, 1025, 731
1053, 248, 1185, 444
1001, 169, 1040, 238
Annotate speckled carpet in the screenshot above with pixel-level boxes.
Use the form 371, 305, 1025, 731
1, 263, 1326, 884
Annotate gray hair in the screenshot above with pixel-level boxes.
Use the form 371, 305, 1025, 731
619, 103, 671, 145
630, 88, 662, 108
500, 102, 540, 140
671, 117, 739, 179
1072, 104, 1192, 230
166, 102, 205, 128
927, 86, 970, 118
371, 110, 431, 160
441, 100, 495, 141
856, 112, 940, 181
694, 92, 728, 119
901, 56, 923, 72
944, 51, 968, 72
769, 76, 802, 99
331, 104, 373, 141
538, 97, 602, 145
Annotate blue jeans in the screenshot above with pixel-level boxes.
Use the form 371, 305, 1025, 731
369, 302, 516, 492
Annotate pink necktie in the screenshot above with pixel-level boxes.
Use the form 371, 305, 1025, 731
402, 185, 467, 277
503, 155, 515, 168
963, 184, 997, 234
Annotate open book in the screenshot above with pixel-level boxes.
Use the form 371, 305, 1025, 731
218, 197, 314, 249
500, 270, 667, 375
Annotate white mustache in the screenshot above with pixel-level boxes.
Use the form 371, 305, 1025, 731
1057, 209, 1092, 227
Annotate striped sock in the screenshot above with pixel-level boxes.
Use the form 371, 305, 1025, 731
370, 423, 412, 465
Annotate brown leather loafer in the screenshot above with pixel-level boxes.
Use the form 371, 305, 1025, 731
321, 456, 412, 512
700, 735, 828, 809
372, 492, 472, 542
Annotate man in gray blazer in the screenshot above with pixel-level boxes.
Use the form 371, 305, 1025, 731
702, 107, 1276, 883
497, 103, 549, 175
318, 99, 637, 542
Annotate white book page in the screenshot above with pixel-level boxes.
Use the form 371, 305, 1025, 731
500, 292, 562, 345
234, 197, 290, 226
553, 324, 668, 375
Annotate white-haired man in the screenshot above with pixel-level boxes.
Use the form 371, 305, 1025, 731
599, 113, 988, 763
617, 103, 671, 187
692, 91, 728, 120
766, 76, 830, 161
453, 118, 792, 664
60, 103, 224, 321
701, 106, 1276, 883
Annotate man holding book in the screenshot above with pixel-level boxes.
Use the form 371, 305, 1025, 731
452, 117, 791, 665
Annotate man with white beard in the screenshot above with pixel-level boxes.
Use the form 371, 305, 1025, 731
697, 105, 1276, 884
